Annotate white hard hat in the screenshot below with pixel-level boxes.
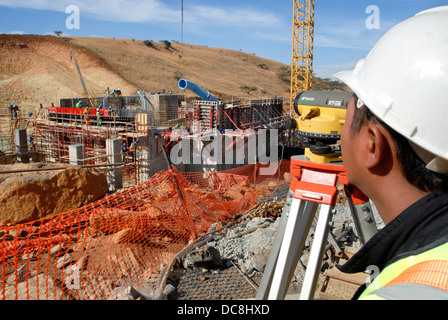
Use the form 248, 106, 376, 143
334, 6, 448, 174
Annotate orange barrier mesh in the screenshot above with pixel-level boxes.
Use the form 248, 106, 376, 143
0, 160, 290, 300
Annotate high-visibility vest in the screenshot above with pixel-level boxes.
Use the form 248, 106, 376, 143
359, 241, 448, 300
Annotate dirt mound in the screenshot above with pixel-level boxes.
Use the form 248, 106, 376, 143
0, 163, 107, 225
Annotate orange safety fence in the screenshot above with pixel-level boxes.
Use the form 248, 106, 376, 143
0, 160, 290, 300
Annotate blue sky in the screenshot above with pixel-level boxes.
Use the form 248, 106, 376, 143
0, 0, 447, 79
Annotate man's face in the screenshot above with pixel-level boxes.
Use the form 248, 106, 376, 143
341, 95, 362, 186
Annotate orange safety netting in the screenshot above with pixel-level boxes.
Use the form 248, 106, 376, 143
0, 160, 290, 300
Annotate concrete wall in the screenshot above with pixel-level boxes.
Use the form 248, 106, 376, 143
14, 129, 29, 163
139, 129, 184, 179
170, 130, 261, 174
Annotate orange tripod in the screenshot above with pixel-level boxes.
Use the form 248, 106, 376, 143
256, 155, 378, 300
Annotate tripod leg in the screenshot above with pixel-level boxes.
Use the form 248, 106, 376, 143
299, 204, 334, 300
256, 189, 294, 299
345, 186, 377, 245
266, 198, 317, 299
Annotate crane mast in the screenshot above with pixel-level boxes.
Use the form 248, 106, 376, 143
70, 48, 97, 108
290, 0, 315, 110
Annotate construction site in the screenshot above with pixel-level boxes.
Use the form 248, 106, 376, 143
0, 0, 379, 302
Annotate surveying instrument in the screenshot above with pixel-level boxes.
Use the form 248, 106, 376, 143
256, 91, 378, 300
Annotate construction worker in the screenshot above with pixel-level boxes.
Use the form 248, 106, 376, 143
129, 138, 137, 162
334, 6, 448, 300
83, 106, 89, 118
121, 142, 128, 164
28, 135, 36, 151
8, 104, 13, 120
83, 106, 89, 125
13, 105, 18, 119
96, 109, 102, 126
75, 100, 82, 108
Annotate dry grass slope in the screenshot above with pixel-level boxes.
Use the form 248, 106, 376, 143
0, 34, 348, 112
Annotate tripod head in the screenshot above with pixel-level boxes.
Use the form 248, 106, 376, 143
286, 90, 353, 164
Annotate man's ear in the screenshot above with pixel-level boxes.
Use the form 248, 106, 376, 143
364, 123, 393, 174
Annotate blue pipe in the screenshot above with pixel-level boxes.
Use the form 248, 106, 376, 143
178, 79, 219, 102
136, 90, 146, 111
103, 90, 118, 109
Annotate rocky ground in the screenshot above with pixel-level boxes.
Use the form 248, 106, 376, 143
0, 162, 384, 300
163, 185, 384, 300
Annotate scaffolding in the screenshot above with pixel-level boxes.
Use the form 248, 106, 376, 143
1, 95, 295, 189
38, 110, 150, 188
221, 98, 287, 131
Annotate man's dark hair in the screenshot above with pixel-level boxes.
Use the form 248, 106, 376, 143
350, 97, 448, 192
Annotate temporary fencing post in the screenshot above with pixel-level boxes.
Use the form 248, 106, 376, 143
162, 144, 198, 238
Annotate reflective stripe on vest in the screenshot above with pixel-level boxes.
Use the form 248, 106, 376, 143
359, 241, 448, 300
364, 283, 448, 300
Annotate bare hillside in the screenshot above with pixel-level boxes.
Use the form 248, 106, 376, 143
0, 34, 137, 112
0, 34, 347, 112
67, 36, 292, 101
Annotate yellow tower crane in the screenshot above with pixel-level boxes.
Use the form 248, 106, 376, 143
290, 0, 315, 110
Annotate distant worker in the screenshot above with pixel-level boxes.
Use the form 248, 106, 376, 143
121, 142, 128, 164
75, 100, 82, 108
109, 106, 114, 117
83, 106, 89, 125
96, 109, 102, 126
335, 6, 448, 300
129, 139, 137, 162
29, 135, 36, 151
8, 104, 13, 120
13, 105, 19, 119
